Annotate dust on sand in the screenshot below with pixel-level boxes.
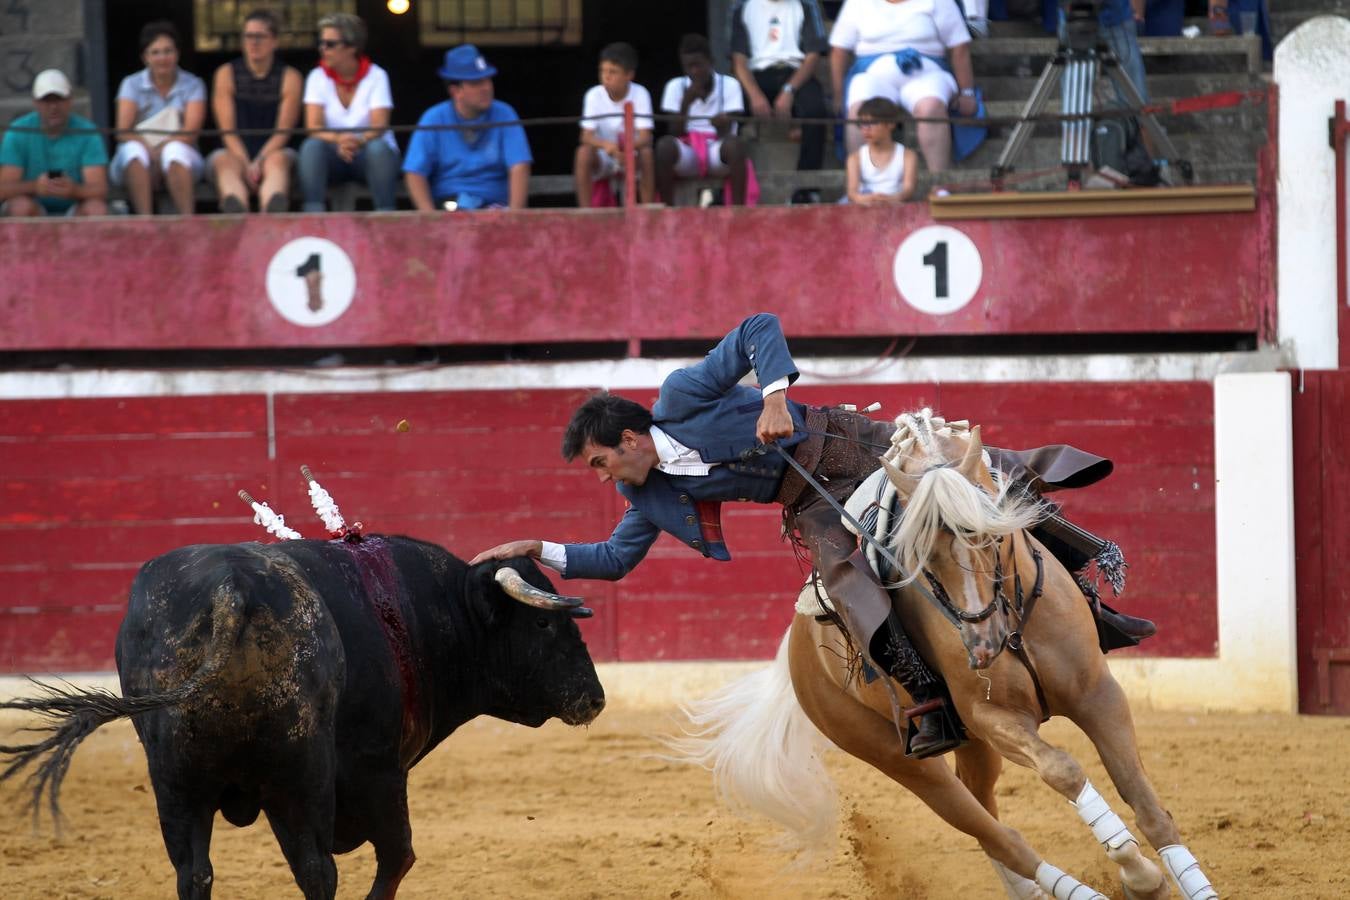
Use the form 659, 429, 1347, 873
1, 705, 1347, 899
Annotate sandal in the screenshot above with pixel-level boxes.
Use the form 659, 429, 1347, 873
1208, 5, 1234, 35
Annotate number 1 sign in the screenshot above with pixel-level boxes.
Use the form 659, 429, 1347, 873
892, 225, 983, 316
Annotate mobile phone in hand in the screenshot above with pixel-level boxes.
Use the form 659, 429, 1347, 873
47, 169, 64, 178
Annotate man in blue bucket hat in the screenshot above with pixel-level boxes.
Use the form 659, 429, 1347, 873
403, 44, 533, 210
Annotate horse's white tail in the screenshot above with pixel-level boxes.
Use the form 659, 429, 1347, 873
667, 627, 838, 847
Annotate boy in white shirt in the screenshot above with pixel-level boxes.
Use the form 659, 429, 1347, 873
655, 34, 750, 206
573, 42, 655, 207
845, 97, 917, 203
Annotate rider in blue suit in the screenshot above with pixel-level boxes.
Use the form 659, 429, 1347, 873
473, 312, 1152, 757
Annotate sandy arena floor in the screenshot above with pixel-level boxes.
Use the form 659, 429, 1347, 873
1, 698, 1347, 899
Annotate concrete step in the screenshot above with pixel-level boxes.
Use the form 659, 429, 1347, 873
976, 70, 1266, 101
925, 159, 1257, 191
972, 34, 1263, 75
978, 96, 1268, 134
961, 126, 1260, 164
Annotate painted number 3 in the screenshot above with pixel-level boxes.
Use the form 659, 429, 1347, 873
893, 225, 982, 316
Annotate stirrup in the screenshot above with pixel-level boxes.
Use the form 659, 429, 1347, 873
902, 695, 966, 759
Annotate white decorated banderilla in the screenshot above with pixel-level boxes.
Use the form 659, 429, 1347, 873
237, 490, 303, 541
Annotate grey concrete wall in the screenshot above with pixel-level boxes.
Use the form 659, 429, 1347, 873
0, 0, 93, 125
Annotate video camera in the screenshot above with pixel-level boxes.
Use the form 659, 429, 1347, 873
1060, 0, 1103, 53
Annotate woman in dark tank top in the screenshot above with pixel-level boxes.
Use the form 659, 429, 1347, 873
230, 56, 284, 160
209, 9, 302, 212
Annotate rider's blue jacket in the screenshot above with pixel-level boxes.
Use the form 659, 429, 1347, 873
561, 313, 809, 579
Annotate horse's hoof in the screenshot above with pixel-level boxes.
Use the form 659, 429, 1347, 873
1123, 879, 1170, 900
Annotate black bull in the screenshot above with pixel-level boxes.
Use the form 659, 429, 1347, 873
0, 536, 605, 899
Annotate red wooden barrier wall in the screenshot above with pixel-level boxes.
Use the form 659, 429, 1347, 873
0, 203, 1268, 352
0, 381, 1215, 673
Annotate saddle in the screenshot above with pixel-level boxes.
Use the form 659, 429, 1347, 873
795, 465, 1146, 652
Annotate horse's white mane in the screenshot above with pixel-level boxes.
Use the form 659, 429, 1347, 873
882, 408, 1045, 583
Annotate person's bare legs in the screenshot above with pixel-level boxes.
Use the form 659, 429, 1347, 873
213, 152, 249, 212
123, 158, 154, 215
636, 146, 656, 204
914, 97, 953, 175
164, 160, 195, 215
845, 101, 863, 154
76, 198, 108, 216
573, 144, 596, 208
654, 136, 679, 206
260, 151, 292, 212
2, 196, 41, 217
721, 137, 748, 205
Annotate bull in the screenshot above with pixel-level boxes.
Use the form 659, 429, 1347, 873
0, 535, 605, 899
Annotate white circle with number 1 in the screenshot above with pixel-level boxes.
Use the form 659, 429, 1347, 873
893, 225, 983, 315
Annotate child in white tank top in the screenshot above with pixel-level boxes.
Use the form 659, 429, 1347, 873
846, 97, 918, 204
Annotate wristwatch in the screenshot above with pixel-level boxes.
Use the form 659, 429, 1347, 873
781, 83, 795, 95
959, 87, 976, 97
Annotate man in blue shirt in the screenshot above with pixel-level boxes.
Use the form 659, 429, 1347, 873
403, 45, 532, 211
0, 69, 108, 216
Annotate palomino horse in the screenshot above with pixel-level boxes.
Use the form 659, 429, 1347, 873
675, 410, 1217, 900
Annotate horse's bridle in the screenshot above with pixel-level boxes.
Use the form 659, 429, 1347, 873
924, 531, 1046, 647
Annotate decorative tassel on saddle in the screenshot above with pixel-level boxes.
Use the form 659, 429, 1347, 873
1075, 539, 1129, 603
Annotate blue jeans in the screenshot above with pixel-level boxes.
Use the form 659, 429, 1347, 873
1057, 19, 1150, 111
298, 137, 401, 212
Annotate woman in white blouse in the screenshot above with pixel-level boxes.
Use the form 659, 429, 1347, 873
829, 0, 978, 175
297, 13, 400, 212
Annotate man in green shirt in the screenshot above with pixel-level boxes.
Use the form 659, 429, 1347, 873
0, 69, 109, 216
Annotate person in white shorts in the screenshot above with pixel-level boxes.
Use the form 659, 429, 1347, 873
110, 20, 207, 215
828, 0, 978, 174
574, 42, 656, 207
655, 34, 750, 206
845, 97, 918, 203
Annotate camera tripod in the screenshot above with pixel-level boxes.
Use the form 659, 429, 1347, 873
991, 36, 1192, 187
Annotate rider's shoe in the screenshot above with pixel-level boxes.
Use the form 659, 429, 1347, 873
904, 685, 964, 758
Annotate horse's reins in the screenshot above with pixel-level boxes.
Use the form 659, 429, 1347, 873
997, 530, 1052, 721
768, 442, 963, 627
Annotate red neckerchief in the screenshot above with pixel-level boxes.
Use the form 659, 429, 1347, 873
320, 56, 371, 89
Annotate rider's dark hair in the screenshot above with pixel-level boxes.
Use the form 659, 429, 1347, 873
561, 392, 653, 461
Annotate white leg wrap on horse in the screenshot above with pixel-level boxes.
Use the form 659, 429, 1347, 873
1035, 861, 1108, 900
1159, 844, 1218, 899
991, 860, 1051, 899
1073, 780, 1138, 852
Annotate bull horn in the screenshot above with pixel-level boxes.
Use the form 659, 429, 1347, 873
494, 567, 585, 610
957, 425, 984, 480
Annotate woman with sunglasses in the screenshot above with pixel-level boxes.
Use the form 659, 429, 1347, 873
298, 12, 400, 212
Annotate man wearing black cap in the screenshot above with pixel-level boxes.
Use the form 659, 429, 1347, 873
402, 44, 532, 211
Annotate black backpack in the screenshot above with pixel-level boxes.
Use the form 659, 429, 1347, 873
1091, 118, 1161, 187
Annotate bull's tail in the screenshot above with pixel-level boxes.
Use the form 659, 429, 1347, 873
664, 627, 838, 850
0, 582, 246, 829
